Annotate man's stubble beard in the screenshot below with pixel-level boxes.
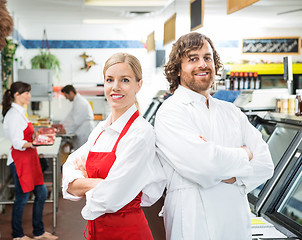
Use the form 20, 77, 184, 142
180, 70, 215, 94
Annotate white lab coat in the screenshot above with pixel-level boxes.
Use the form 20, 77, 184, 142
61, 93, 95, 149
154, 86, 274, 240
62, 104, 166, 220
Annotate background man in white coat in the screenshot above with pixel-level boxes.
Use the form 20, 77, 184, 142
154, 32, 274, 240
61, 85, 94, 149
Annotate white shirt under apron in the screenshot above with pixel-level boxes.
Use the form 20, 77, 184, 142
62, 104, 166, 220
154, 86, 274, 240
3, 103, 29, 166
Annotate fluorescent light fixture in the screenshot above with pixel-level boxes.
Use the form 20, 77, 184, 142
85, 0, 167, 7
83, 19, 130, 24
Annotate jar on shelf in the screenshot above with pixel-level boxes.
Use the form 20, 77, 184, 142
280, 95, 289, 114
275, 96, 281, 113
295, 89, 302, 116
288, 95, 296, 115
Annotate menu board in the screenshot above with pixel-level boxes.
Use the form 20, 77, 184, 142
190, 0, 204, 31
242, 37, 301, 54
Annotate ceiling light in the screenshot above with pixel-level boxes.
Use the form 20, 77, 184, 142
83, 19, 130, 24
85, 0, 167, 7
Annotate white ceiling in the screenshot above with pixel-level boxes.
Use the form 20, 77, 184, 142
6, 0, 302, 33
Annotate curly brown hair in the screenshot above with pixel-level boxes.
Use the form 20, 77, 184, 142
0, 0, 14, 50
164, 32, 223, 94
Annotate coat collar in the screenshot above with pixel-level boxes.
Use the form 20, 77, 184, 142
12, 102, 26, 115
73, 93, 80, 102
174, 85, 210, 106
103, 104, 138, 134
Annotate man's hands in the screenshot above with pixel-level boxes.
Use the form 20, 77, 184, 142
241, 145, 253, 161
222, 145, 253, 184
222, 177, 236, 184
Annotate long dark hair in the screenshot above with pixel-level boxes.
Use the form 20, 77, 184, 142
164, 32, 223, 94
2, 81, 31, 117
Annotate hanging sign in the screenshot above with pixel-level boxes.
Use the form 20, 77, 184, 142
164, 13, 176, 45
242, 37, 301, 54
227, 0, 259, 14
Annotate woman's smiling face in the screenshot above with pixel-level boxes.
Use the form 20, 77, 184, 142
104, 62, 142, 116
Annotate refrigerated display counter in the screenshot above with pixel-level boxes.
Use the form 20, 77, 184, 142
249, 113, 277, 141
248, 112, 302, 216
262, 140, 302, 238
143, 97, 164, 126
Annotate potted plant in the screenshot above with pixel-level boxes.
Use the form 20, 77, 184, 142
31, 49, 61, 80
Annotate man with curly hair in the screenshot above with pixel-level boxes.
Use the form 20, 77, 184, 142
0, 0, 14, 50
154, 32, 274, 239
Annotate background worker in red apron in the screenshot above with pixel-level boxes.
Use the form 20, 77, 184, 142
2, 82, 59, 240
62, 53, 166, 240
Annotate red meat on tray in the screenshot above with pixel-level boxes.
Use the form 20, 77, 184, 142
33, 127, 56, 146
33, 134, 55, 146
38, 127, 56, 135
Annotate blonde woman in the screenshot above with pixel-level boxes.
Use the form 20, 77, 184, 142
62, 53, 166, 240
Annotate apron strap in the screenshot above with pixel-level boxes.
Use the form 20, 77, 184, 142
93, 130, 104, 146
83, 221, 90, 240
92, 110, 139, 149
112, 110, 139, 152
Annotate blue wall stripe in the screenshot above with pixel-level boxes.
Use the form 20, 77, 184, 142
12, 28, 145, 49
22, 40, 145, 49
11, 28, 238, 49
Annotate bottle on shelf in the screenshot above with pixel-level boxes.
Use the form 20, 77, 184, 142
234, 72, 239, 90
249, 72, 255, 89
225, 74, 231, 90
239, 72, 244, 90
254, 72, 260, 89
244, 72, 249, 90
230, 72, 234, 90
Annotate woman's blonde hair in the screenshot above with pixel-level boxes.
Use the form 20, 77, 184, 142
103, 53, 142, 82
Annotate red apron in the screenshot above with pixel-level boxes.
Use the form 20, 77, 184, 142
85, 110, 153, 240
11, 121, 44, 193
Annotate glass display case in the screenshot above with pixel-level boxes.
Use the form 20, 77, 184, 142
278, 171, 302, 227
257, 123, 276, 142
143, 97, 163, 126
263, 140, 302, 238
248, 121, 302, 215
250, 115, 277, 142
